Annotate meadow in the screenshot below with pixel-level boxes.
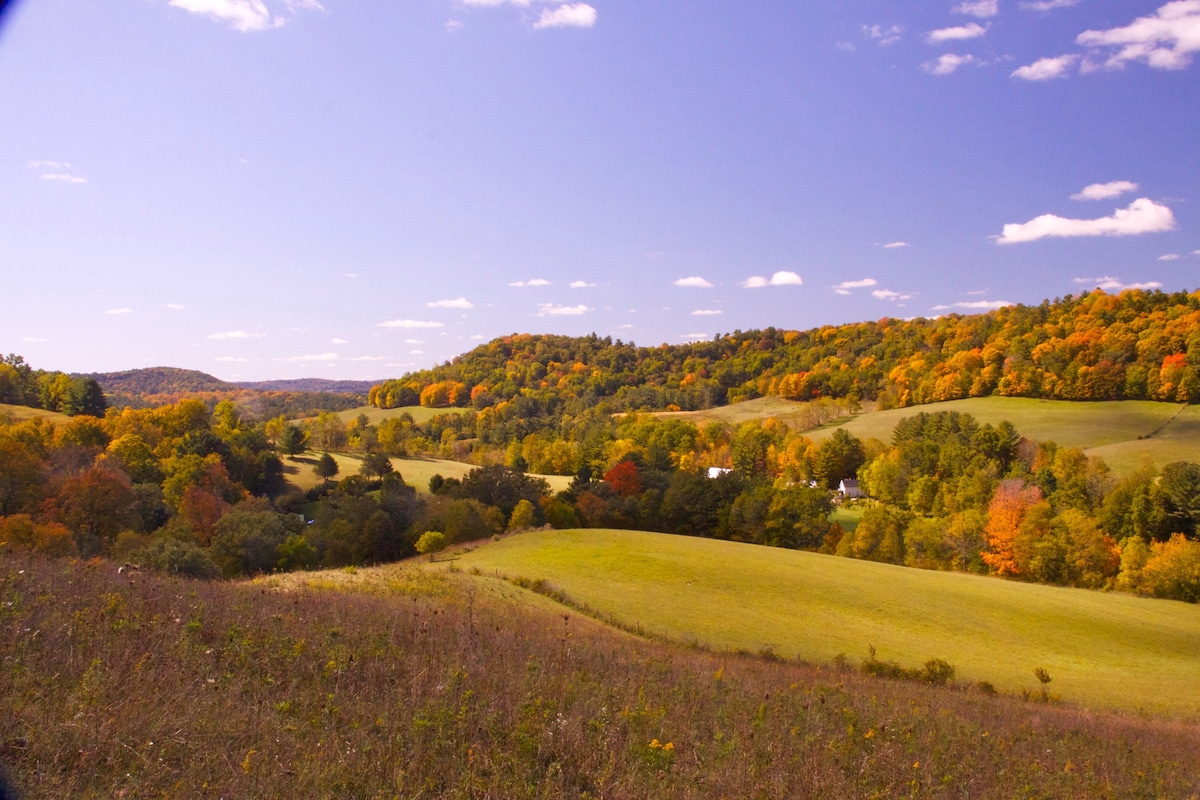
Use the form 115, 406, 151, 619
283, 451, 573, 495
5, 551, 1200, 799
0, 402, 70, 423
333, 404, 470, 426
451, 528, 1200, 718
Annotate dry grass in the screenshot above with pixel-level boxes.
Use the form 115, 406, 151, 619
3, 553, 1199, 798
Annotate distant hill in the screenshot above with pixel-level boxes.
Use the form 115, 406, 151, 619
236, 378, 376, 394
84, 367, 239, 395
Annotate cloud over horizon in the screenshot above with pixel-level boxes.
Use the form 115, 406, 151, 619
997, 198, 1176, 244
742, 271, 803, 288
674, 276, 715, 288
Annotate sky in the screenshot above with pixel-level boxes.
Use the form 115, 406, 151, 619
1, 0, 1198, 382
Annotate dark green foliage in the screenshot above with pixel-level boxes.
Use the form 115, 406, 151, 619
133, 536, 223, 580
314, 452, 339, 484
210, 500, 299, 577
458, 464, 550, 518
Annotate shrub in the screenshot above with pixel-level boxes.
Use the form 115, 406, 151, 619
133, 537, 222, 580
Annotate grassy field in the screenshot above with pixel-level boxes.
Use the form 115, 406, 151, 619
647, 396, 832, 428
450, 528, 1200, 717
798, 397, 1193, 474
334, 404, 470, 425
8, 553, 1200, 798
283, 451, 572, 495
0, 403, 71, 423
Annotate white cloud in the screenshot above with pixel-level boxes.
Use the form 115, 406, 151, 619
1076, 1, 1200, 71
349, 356, 385, 362
534, 3, 597, 29
930, 300, 1014, 310
1194, 250, 1200, 255
378, 319, 446, 329
281, 352, 339, 362
20, 337, 48, 343
215, 356, 248, 363
207, 330, 250, 339
41, 173, 88, 184
332, 337, 349, 344
923, 53, 976, 74
882, 241, 910, 249
743, 271, 803, 288
445, 19, 463, 31
954, 0, 999, 18
1012, 54, 1080, 79
509, 278, 551, 287
681, 333, 710, 340
1159, 254, 1182, 261
569, 280, 597, 289
674, 276, 715, 288
106, 308, 133, 315
283, 0, 323, 11
1020, 0, 1078, 10
863, 24, 904, 45
427, 297, 474, 309
537, 304, 589, 316
926, 23, 989, 44
873, 289, 911, 300
691, 309, 724, 316
1073, 276, 1164, 291
832, 278, 878, 290
1071, 180, 1139, 201
165, 303, 186, 310
167, 0, 285, 32
27, 160, 70, 169
996, 198, 1176, 244
404, 338, 424, 344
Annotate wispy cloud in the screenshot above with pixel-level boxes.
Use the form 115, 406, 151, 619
863, 24, 904, 45
1074, 276, 1163, 291
106, 308, 133, 315
680, 333, 710, 340
348, 356, 386, 362
864, 24, 904, 45
742, 271, 803, 289
954, 0, 999, 18
930, 300, 1014, 310
1019, 0, 1078, 10
569, 280, 597, 289
28, 160, 87, 183
1077, 2, 1200, 71
427, 297, 474, 309
832, 278, 878, 292
997, 198, 1176, 244
206, 330, 261, 340
332, 337, 349, 344
534, 3, 597, 29
1012, 54, 1080, 80
882, 241, 910, 249
674, 276, 715, 288
1071, 180, 1139, 201
377, 319, 446, 329
280, 352, 339, 362
923, 53, 976, 74
926, 23, 988, 44
691, 309, 724, 316
537, 304, 589, 316
509, 278, 551, 287
165, 303, 186, 311
1158, 253, 1182, 261
166, 0, 322, 32
873, 289, 913, 301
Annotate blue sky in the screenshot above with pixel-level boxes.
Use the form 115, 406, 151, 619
1, 0, 1198, 381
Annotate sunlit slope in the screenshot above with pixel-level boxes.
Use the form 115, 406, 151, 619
454, 528, 1200, 717
284, 452, 572, 494
0, 403, 71, 423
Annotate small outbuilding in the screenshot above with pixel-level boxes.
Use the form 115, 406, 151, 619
838, 479, 864, 499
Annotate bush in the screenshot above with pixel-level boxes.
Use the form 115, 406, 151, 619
133, 537, 222, 580
415, 530, 447, 557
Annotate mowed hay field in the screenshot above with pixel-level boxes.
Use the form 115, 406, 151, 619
800, 397, 1196, 474
0, 403, 71, 423
283, 451, 572, 495
334, 405, 470, 425
451, 528, 1200, 717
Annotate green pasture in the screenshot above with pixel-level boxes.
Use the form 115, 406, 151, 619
334, 405, 470, 425
803, 397, 1194, 472
450, 528, 1200, 717
647, 396, 837, 428
283, 451, 571, 495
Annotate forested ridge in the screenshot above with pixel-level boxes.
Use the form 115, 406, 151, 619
3, 286, 1200, 605
370, 288, 1200, 412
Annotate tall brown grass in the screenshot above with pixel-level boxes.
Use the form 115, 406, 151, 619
2, 552, 1198, 798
